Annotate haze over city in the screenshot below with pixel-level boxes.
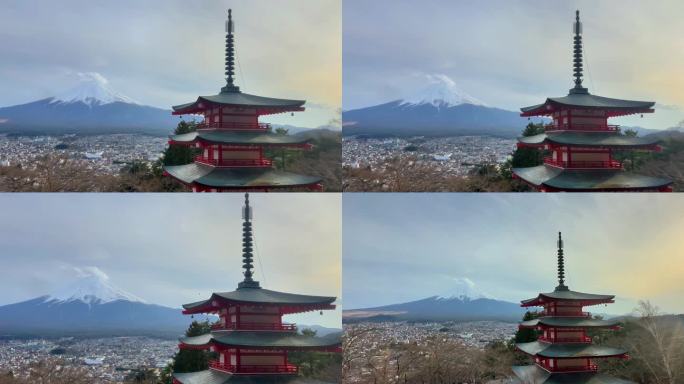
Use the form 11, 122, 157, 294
0, 0, 341, 128
343, 193, 684, 316
343, 0, 684, 129
0, 193, 342, 328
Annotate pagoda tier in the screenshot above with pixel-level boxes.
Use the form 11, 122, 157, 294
512, 233, 634, 384
512, 10, 672, 192
173, 194, 340, 384
163, 10, 321, 192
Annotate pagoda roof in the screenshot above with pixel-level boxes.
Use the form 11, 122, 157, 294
163, 163, 321, 189
182, 287, 336, 313
179, 330, 342, 350
512, 365, 635, 384
521, 92, 654, 118
521, 289, 614, 306
173, 370, 336, 384
513, 165, 672, 191
520, 317, 620, 328
516, 341, 627, 359
518, 132, 660, 148
169, 131, 309, 146
172, 92, 305, 116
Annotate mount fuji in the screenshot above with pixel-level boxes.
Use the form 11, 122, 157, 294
343, 74, 532, 138
0, 73, 176, 136
343, 278, 525, 323
0, 270, 193, 337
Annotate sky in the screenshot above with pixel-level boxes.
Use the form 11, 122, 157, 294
0, 0, 341, 128
343, 193, 684, 316
343, 0, 684, 130
0, 193, 342, 328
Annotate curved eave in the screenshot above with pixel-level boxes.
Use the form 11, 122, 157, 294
171, 93, 305, 116
520, 317, 620, 329
518, 132, 661, 148
179, 331, 342, 351
163, 163, 322, 190
520, 94, 655, 118
181, 288, 337, 314
512, 365, 636, 384
521, 290, 614, 307
168, 131, 310, 146
516, 341, 628, 359
174, 370, 338, 384
513, 165, 673, 192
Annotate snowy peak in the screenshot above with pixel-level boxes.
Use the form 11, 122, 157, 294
400, 74, 486, 108
435, 277, 493, 301
45, 269, 146, 305
50, 72, 137, 106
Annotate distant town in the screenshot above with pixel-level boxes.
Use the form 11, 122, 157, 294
0, 133, 167, 175
0, 336, 176, 383
342, 135, 516, 176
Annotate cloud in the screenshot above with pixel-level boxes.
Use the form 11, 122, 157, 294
76, 72, 108, 85
73, 266, 109, 281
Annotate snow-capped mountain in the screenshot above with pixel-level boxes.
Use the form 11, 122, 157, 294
0, 72, 176, 135
343, 74, 533, 138
0, 272, 192, 337
436, 277, 493, 301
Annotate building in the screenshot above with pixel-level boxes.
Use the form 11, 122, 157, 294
163, 10, 322, 192
172, 194, 341, 384
512, 233, 633, 384
512, 11, 672, 192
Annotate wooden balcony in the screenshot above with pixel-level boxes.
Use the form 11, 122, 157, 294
540, 311, 591, 318
195, 156, 273, 168
197, 122, 271, 132
538, 335, 592, 343
545, 123, 619, 132
539, 362, 598, 373
544, 157, 622, 169
209, 361, 298, 374
211, 322, 297, 332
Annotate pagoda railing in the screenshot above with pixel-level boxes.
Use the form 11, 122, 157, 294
195, 156, 273, 168
197, 122, 271, 132
541, 364, 599, 373
545, 123, 619, 132
538, 335, 592, 343
540, 311, 591, 317
211, 322, 297, 332
544, 157, 622, 169
209, 361, 298, 374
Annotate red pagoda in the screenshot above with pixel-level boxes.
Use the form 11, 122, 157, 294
163, 10, 322, 192
172, 194, 341, 384
512, 11, 672, 192
512, 233, 633, 384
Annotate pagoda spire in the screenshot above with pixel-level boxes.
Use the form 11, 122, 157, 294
569, 10, 588, 94
555, 232, 569, 291
238, 193, 260, 289
221, 9, 240, 93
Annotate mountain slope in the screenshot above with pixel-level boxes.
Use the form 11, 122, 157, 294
0, 73, 176, 136
344, 295, 525, 323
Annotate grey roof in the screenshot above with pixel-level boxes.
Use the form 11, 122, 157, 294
173, 370, 336, 384
182, 288, 336, 310
521, 92, 654, 115
172, 92, 304, 114
164, 163, 321, 189
517, 341, 627, 358
520, 317, 620, 328
170, 131, 309, 146
512, 365, 635, 384
180, 331, 342, 349
513, 165, 672, 191
518, 132, 660, 147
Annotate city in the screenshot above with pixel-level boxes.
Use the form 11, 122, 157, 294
0, 336, 177, 383
342, 136, 516, 177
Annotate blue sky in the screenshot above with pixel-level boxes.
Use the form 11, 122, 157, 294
0, 0, 340, 128
343, 0, 684, 129
0, 193, 342, 328
343, 193, 684, 316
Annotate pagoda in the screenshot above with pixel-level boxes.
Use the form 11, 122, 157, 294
163, 10, 322, 192
173, 194, 341, 384
512, 10, 672, 192
512, 233, 633, 384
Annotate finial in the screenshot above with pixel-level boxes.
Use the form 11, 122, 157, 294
221, 8, 240, 93
555, 232, 569, 291
569, 10, 588, 94
238, 193, 259, 289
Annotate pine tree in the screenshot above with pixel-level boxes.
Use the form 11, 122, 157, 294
171, 321, 213, 374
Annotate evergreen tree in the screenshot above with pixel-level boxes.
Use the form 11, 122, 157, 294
514, 311, 541, 343
162, 121, 199, 166
171, 321, 213, 375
